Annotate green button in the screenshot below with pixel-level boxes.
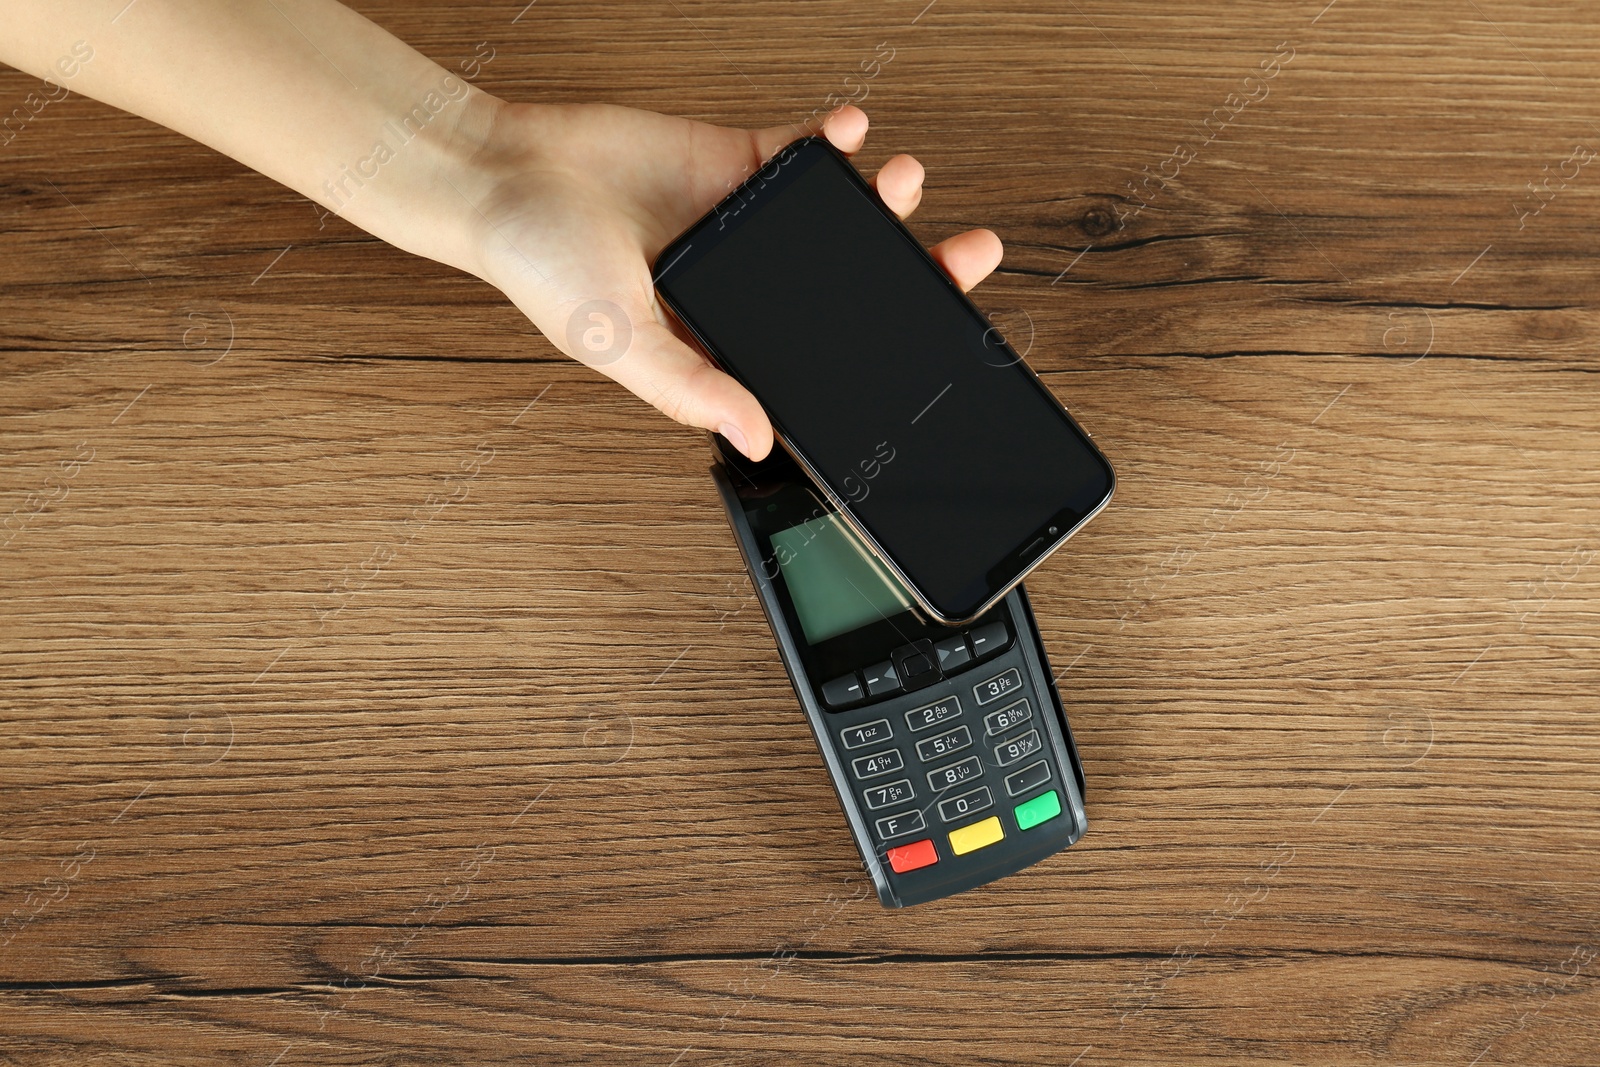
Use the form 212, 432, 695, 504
1013, 790, 1061, 831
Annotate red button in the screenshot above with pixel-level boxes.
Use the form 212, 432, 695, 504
887, 838, 939, 873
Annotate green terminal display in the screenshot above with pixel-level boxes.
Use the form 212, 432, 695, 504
768, 513, 914, 644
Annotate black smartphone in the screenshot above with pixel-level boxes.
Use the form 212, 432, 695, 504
710, 435, 1087, 907
654, 136, 1114, 625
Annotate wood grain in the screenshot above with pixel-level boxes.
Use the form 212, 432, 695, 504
3, 0, 1599, 1063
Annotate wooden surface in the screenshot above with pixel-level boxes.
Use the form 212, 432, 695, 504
4, 1, 1599, 1062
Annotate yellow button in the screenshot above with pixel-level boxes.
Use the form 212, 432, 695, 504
947, 815, 1004, 856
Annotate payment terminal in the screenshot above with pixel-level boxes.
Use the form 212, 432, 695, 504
710, 435, 1087, 908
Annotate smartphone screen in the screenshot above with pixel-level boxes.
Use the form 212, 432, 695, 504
655, 137, 1114, 622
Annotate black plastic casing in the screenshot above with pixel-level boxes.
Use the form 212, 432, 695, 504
710, 440, 1088, 908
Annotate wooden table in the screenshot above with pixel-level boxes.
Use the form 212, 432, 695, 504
4, 1, 1598, 1062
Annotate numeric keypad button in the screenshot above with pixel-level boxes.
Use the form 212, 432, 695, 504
937, 786, 993, 823
851, 749, 904, 780
862, 779, 915, 810
983, 699, 1032, 736
994, 728, 1041, 767
905, 695, 962, 732
926, 755, 984, 792
916, 725, 972, 763
974, 668, 1022, 706
840, 719, 893, 750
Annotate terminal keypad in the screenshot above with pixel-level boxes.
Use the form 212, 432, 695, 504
831, 620, 1067, 877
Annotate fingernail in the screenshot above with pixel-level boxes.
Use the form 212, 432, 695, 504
717, 422, 750, 457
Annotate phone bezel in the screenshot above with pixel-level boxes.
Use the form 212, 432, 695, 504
654, 135, 1115, 625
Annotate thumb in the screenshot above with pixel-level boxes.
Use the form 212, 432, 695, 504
565, 296, 774, 461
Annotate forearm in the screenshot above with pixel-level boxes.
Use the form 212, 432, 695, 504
0, 0, 499, 275
0, 8, 956, 456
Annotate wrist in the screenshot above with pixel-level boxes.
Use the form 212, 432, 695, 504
428, 85, 511, 277
317, 78, 511, 280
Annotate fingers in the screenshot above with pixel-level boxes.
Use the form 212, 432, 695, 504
751, 104, 867, 161
602, 226, 999, 462
872, 153, 924, 218
752, 107, 923, 220
819, 104, 868, 153
749, 109, 926, 222
598, 307, 774, 461
929, 228, 1004, 292
634, 105, 990, 457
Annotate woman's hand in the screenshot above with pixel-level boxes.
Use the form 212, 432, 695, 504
456, 101, 1004, 460
0, 2, 1001, 461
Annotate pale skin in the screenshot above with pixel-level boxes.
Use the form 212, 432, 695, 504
0, 0, 1004, 460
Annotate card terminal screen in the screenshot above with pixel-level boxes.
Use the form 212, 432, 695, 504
769, 514, 914, 644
